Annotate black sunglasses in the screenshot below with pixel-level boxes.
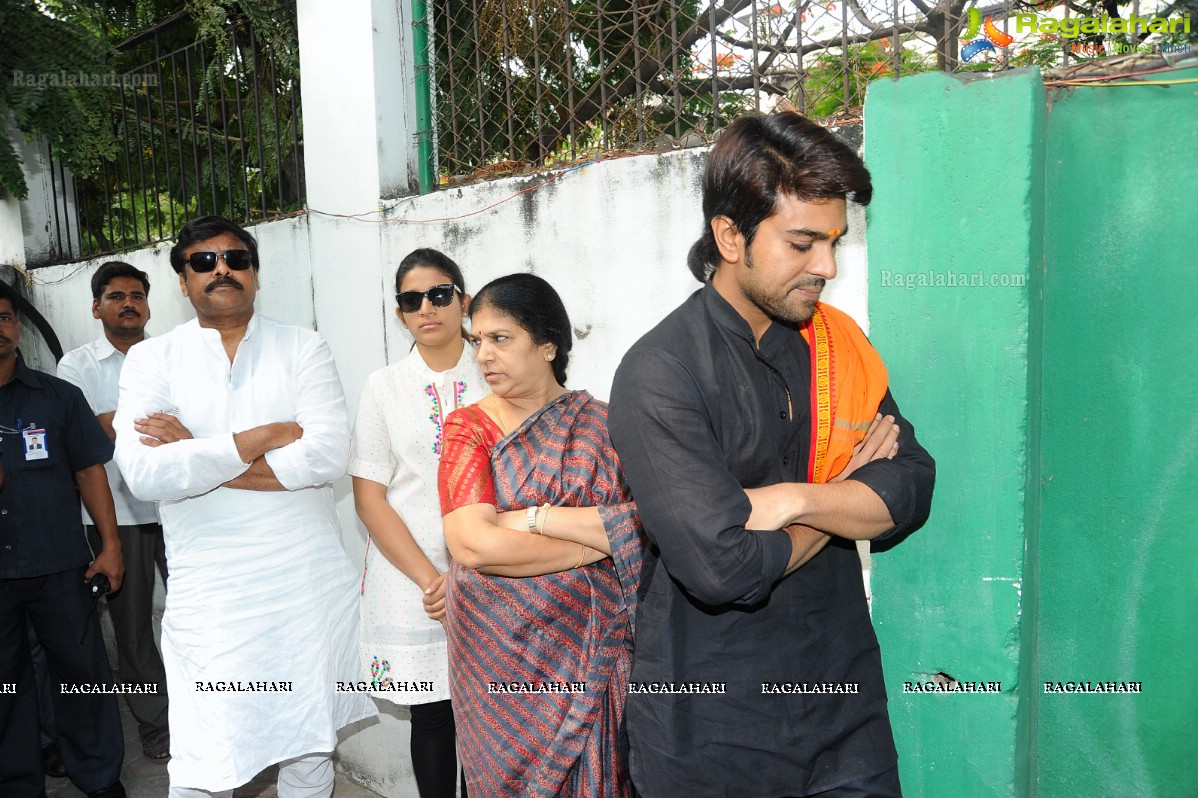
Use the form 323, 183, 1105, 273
187, 249, 254, 273
397, 284, 457, 314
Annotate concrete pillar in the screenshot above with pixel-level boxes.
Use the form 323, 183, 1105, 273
1, 119, 80, 268
1032, 62, 1198, 798
0, 120, 26, 266
295, 0, 425, 415
0, 195, 23, 270
295, 3, 422, 795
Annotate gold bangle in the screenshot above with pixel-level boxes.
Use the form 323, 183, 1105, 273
574, 544, 586, 569
537, 503, 550, 535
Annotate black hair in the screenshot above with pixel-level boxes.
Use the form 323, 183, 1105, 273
394, 248, 467, 297
470, 273, 572, 385
0, 280, 17, 315
169, 216, 260, 274
395, 248, 470, 344
91, 261, 150, 299
688, 111, 873, 282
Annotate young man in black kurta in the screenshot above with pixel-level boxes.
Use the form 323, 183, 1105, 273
609, 113, 934, 797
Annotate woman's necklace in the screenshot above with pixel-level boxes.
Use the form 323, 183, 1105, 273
491, 394, 510, 435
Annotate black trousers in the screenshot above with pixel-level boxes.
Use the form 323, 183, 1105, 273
87, 522, 169, 743
29, 622, 58, 747
0, 565, 125, 795
409, 699, 467, 798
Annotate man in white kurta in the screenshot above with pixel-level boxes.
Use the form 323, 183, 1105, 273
113, 216, 373, 797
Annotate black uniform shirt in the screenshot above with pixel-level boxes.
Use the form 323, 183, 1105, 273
0, 353, 113, 579
609, 284, 935, 797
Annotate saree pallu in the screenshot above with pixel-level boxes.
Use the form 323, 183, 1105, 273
438, 391, 643, 798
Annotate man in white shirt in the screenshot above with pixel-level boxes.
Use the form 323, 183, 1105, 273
113, 216, 373, 798
58, 261, 171, 763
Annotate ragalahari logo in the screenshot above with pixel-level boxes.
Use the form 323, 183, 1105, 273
960, 8, 1016, 61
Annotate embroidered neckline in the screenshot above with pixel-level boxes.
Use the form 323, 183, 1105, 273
426, 380, 468, 455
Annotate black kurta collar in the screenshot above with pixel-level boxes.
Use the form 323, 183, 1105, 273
700, 280, 804, 362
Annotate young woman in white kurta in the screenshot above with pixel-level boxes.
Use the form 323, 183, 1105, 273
348, 250, 482, 797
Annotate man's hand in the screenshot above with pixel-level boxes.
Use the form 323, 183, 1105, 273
233, 422, 303, 464
829, 413, 899, 482
85, 547, 125, 593
744, 413, 900, 530
135, 412, 194, 447
96, 411, 116, 443
744, 484, 797, 531
222, 456, 287, 491
269, 421, 303, 446
781, 524, 832, 575
75, 463, 124, 588
422, 572, 448, 622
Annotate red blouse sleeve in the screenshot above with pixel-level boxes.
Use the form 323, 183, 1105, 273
438, 405, 499, 516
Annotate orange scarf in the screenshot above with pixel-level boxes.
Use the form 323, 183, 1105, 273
799, 303, 889, 484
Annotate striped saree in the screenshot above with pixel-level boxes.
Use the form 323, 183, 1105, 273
438, 391, 643, 798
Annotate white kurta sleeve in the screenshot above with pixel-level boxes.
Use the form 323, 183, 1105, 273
262, 333, 350, 490
347, 373, 394, 486
114, 341, 250, 501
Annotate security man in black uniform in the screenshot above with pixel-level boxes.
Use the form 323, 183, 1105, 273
0, 281, 127, 798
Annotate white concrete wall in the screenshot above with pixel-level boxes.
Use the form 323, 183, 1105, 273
18, 215, 315, 371
15, 147, 871, 796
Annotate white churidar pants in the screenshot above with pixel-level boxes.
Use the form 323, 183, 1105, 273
167, 752, 334, 798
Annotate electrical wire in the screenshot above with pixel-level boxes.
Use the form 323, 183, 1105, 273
1044, 61, 1198, 86
305, 159, 598, 225
1048, 75, 1198, 86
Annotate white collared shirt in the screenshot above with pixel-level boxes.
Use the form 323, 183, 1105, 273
58, 334, 159, 525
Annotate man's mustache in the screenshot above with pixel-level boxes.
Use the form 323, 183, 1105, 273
0, 336, 12, 346
119, 309, 141, 317
205, 277, 243, 293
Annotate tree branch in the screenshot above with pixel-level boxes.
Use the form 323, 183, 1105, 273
527, 0, 757, 157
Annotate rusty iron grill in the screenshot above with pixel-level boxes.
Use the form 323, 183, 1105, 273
427, 0, 1188, 183
40, 15, 303, 267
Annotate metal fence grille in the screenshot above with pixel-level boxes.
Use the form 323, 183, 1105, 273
42, 14, 303, 266
428, 0, 1189, 184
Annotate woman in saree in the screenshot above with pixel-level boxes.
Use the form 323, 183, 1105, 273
437, 273, 644, 798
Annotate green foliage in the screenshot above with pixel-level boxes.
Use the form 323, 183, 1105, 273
0, 1, 120, 199
1009, 33, 1070, 70
1157, 0, 1198, 44
800, 40, 933, 118
3, 0, 303, 261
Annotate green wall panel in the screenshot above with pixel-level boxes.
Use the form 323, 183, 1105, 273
1033, 65, 1198, 798
864, 70, 1046, 798
863, 63, 1198, 797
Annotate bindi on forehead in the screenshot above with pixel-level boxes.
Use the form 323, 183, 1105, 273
785, 226, 848, 240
